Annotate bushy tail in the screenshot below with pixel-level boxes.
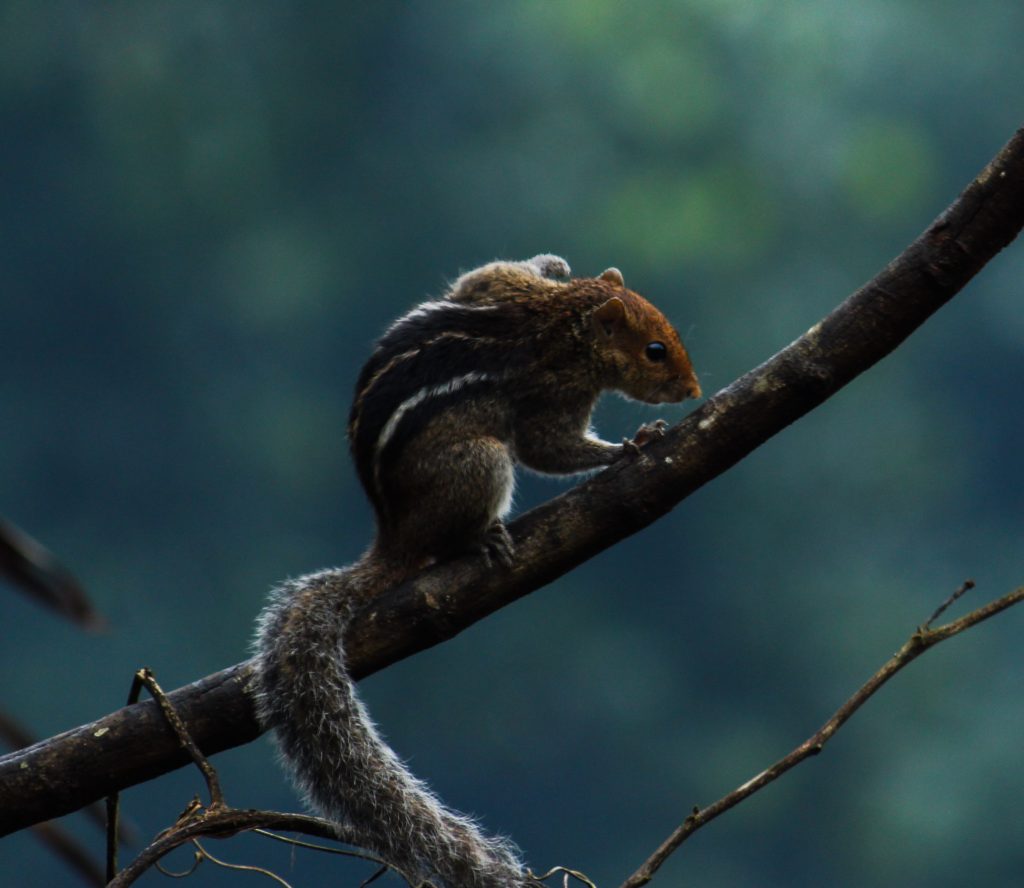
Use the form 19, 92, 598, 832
252, 562, 530, 887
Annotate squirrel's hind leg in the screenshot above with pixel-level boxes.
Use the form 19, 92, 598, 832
380, 436, 515, 566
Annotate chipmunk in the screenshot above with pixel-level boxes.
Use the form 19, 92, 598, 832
252, 255, 700, 887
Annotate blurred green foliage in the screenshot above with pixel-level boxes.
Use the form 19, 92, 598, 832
2, 3, 1023, 886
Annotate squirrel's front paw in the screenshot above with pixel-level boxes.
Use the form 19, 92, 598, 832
630, 419, 668, 450
620, 420, 668, 458
479, 522, 515, 569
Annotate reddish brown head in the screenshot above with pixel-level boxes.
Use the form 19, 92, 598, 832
588, 268, 701, 404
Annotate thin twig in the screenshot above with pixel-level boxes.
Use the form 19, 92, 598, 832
531, 865, 598, 887
154, 851, 203, 878
620, 583, 1024, 888
922, 578, 975, 630
108, 810, 345, 887
358, 864, 390, 887
133, 668, 224, 808
113, 804, 426, 887
0, 516, 104, 629
191, 838, 294, 887
107, 667, 226, 883
257, 826, 432, 885
106, 668, 149, 882
105, 667, 224, 880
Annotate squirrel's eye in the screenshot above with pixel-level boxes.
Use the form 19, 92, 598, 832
645, 341, 668, 362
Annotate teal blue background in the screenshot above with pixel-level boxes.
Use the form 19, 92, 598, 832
2, 3, 1023, 885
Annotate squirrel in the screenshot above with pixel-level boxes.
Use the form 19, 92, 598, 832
252, 255, 701, 887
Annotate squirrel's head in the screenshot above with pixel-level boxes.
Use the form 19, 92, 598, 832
587, 269, 701, 405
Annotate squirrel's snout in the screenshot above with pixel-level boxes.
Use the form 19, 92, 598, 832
655, 374, 702, 403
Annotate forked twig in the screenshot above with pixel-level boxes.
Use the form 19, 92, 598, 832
106, 667, 226, 882
620, 582, 1024, 888
136, 667, 224, 806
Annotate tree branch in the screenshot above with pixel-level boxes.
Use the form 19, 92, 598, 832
2, 125, 1023, 838
619, 583, 1024, 887
106, 810, 371, 888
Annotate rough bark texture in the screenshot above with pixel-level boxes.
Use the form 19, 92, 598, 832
2, 126, 1023, 839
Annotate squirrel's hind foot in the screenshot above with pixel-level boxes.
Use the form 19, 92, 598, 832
479, 522, 515, 569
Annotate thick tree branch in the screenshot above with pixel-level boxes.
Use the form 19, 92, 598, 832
2, 126, 1023, 837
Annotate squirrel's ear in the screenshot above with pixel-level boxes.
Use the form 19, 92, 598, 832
592, 296, 627, 340
599, 267, 625, 287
